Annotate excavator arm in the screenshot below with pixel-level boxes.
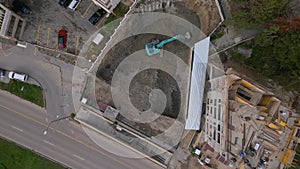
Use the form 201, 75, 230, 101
156, 34, 183, 48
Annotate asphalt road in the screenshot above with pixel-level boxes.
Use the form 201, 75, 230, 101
0, 90, 162, 169
0, 45, 63, 118
0, 45, 162, 169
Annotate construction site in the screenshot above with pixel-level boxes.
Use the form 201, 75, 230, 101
190, 66, 300, 169
91, 0, 220, 145
78, 0, 222, 167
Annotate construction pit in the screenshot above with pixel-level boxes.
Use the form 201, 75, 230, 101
86, 0, 221, 149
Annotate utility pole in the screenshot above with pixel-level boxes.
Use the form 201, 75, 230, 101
43, 115, 71, 135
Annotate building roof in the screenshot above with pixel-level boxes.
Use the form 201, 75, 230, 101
185, 37, 210, 130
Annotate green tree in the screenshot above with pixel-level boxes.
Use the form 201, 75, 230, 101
228, 0, 289, 28
254, 26, 279, 46
245, 28, 300, 90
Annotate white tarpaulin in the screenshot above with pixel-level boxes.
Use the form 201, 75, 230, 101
185, 37, 210, 130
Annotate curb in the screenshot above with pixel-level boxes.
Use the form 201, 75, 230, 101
0, 135, 70, 169
0, 88, 46, 111
75, 115, 168, 169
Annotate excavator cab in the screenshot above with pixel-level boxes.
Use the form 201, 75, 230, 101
145, 39, 160, 56
145, 34, 185, 56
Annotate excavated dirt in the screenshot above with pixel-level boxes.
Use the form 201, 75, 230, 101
93, 0, 221, 139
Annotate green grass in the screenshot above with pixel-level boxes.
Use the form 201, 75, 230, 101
0, 138, 65, 169
210, 32, 224, 41
0, 80, 44, 107
104, 2, 129, 25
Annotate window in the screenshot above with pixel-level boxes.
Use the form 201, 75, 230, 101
206, 123, 209, 134
6, 16, 16, 37
213, 128, 216, 140
218, 104, 221, 120
217, 133, 221, 144
214, 99, 216, 106
15, 20, 23, 39
218, 124, 220, 131
214, 107, 216, 119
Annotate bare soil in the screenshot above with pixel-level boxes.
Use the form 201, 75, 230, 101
184, 0, 221, 34
95, 34, 190, 137
93, 0, 220, 139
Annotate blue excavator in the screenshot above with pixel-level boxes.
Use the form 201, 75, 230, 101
145, 34, 185, 56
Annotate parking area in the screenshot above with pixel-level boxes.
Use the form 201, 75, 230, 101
16, 0, 107, 56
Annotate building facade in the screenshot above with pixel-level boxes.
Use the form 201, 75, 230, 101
92, 0, 120, 13
0, 4, 26, 40
201, 66, 299, 169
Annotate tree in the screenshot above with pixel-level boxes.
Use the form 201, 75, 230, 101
267, 16, 300, 33
228, 0, 289, 28
245, 28, 300, 91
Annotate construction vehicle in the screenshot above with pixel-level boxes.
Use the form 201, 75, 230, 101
145, 33, 189, 56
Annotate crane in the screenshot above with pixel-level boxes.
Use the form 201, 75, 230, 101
145, 34, 185, 56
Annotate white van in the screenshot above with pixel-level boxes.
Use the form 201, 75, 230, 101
68, 0, 81, 11
8, 71, 28, 82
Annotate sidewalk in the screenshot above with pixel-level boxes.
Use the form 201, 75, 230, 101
76, 105, 172, 167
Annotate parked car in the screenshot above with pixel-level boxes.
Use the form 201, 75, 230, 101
58, 29, 67, 49
89, 9, 106, 25
13, 0, 31, 14
59, 0, 72, 7
8, 71, 28, 82
68, 0, 81, 11
0, 69, 5, 78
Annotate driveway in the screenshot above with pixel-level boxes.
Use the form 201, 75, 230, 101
0, 44, 63, 117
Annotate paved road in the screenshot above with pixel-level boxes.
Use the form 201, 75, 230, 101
0, 45, 63, 118
0, 90, 162, 169
0, 44, 161, 169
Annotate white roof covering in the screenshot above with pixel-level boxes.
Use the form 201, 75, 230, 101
185, 37, 210, 130
93, 33, 104, 45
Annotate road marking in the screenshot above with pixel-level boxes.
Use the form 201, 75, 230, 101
65, 33, 69, 52
81, 2, 93, 18
56, 36, 58, 49
95, 16, 106, 29
75, 35, 79, 55
73, 154, 85, 161
1, 50, 11, 56
46, 28, 51, 47
35, 25, 40, 44
77, 0, 85, 9
11, 125, 23, 132
0, 104, 133, 169
43, 140, 54, 146
34, 47, 37, 56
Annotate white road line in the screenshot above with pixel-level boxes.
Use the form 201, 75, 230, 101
43, 140, 54, 146
11, 126, 23, 132
73, 154, 85, 161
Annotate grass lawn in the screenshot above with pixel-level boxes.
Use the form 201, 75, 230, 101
0, 138, 65, 169
104, 2, 129, 25
0, 80, 44, 107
